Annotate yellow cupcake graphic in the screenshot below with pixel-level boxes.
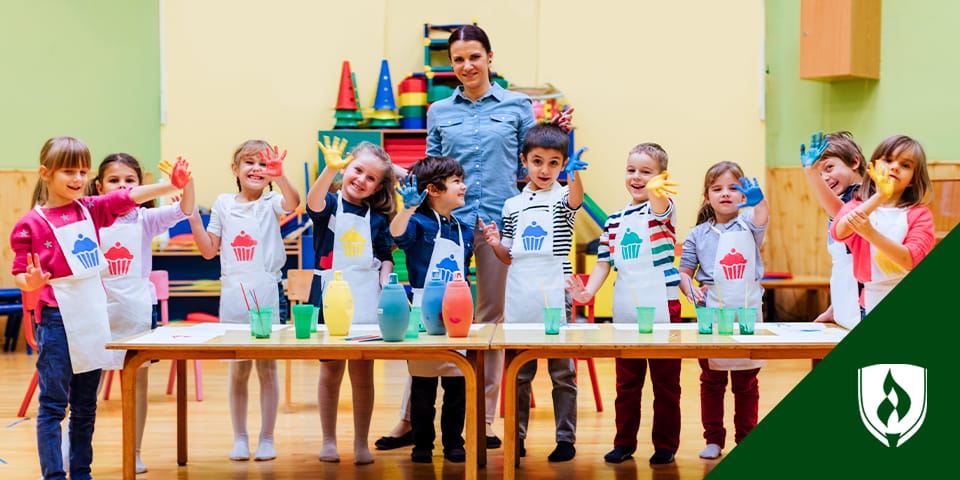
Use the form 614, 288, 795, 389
874, 251, 906, 275
339, 226, 367, 257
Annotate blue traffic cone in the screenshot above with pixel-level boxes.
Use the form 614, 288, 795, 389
373, 59, 398, 111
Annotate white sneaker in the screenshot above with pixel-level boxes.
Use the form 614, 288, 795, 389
136, 455, 148, 473
699, 443, 722, 459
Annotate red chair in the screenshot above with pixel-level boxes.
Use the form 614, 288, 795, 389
102, 270, 171, 400
571, 274, 603, 412
17, 288, 43, 417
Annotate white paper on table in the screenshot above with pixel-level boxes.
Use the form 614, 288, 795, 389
127, 327, 222, 344
612, 323, 698, 331
732, 327, 846, 343
561, 323, 600, 330
470, 324, 485, 332
347, 325, 381, 335
501, 323, 547, 331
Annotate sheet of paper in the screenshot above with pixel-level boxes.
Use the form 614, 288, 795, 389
612, 323, 698, 331
126, 327, 222, 344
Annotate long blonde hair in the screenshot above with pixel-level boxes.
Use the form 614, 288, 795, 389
32, 136, 92, 207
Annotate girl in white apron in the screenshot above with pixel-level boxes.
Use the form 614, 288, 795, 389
799, 131, 866, 328
307, 139, 396, 464
678, 161, 769, 461
189, 140, 301, 463
91, 153, 194, 473
389, 158, 473, 461
10, 136, 182, 480
830, 135, 936, 316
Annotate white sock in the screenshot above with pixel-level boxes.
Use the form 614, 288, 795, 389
349, 360, 375, 465
318, 361, 345, 462
699, 443, 722, 459
254, 360, 279, 461
229, 361, 253, 460
135, 367, 150, 473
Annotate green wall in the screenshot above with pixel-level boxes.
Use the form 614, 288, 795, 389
766, 0, 960, 166
0, 0, 160, 170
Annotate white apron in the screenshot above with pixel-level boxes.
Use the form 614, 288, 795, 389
826, 220, 861, 329
99, 213, 153, 369
219, 199, 280, 324
611, 204, 669, 325
864, 207, 909, 314
319, 194, 381, 325
504, 187, 565, 324
36, 203, 112, 374
706, 220, 764, 371
409, 211, 465, 377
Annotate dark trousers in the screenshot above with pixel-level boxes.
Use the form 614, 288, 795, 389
698, 359, 760, 447
410, 376, 465, 451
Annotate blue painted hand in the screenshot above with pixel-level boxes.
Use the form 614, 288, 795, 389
394, 175, 427, 210
735, 177, 764, 208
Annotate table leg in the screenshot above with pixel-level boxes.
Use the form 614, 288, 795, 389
467, 350, 487, 467
177, 359, 187, 465
121, 351, 149, 480
503, 349, 522, 478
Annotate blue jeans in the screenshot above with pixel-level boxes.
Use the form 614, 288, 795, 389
36, 308, 101, 480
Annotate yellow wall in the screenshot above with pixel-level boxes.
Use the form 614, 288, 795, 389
162, 0, 765, 243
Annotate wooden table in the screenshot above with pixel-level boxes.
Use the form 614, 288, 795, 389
760, 275, 831, 322
108, 324, 494, 480
494, 322, 845, 479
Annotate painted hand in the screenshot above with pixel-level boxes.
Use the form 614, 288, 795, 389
800, 131, 828, 168
394, 175, 426, 210
734, 177, 764, 208
564, 147, 589, 181
646, 170, 679, 199
259, 145, 287, 177
317, 136, 353, 170
867, 161, 895, 198
158, 156, 192, 189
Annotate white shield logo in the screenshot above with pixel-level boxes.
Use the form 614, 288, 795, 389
857, 364, 927, 447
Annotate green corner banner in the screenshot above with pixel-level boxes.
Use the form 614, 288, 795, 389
708, 228, 958, 479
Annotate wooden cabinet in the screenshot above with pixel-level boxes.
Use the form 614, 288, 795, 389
799, 0, 881, 81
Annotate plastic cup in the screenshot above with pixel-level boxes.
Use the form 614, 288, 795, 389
696, 306, 715, 334
292, 304, 313, 339
717, 308, 736, 335
636, 306, 655, 333
543, 307, 563, 335
738, 307, 757, 335
310, 307, 319, 333
248, 307, 274, 339
406, 306, 422, 340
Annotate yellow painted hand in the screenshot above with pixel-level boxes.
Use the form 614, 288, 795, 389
867, 161, 895, 198
646, 171, 679, 198
317, 136, 353, 170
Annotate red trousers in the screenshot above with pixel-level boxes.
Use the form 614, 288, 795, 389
612, 300, 682, 452
698, 359, 760, 447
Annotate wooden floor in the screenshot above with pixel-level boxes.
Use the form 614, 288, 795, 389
0, 349, 812, 479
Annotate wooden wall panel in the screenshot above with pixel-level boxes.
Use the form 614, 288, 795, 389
0, 170, 39, 288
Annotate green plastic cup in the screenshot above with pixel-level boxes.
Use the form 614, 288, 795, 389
636, 306, 655, 333
406, 306, 422, 340
696, 306, 715, 334
248, 307, 274, 339
310, 306, 319, 333
543, 307, 563, 335
292, 304, 314, 339
717, 308, 736, 335
738, 307, 757, 335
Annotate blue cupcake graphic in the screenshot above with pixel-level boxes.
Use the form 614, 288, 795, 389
521, 221, 548, 251
71, 234, 100, 269
619, 228, 643, 260
433, 254, 460, 283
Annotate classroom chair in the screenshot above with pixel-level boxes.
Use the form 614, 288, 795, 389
102, 270, 170, 400
165, 312, 218, 402
17, 288, 43, 417
283, 269, 315, 412
571, 273, 603, 412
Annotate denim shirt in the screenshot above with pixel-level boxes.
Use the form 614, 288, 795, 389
427, 82, 536, 227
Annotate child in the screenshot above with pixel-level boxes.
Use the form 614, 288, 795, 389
677, 161, 768, 460
801, 131, 866, 328
565, 143, 682, 465
391, 156, 474, 463
10, 136, 183, 480
189, 140, 300, 461
308, 137, 396, 464
90, 153, 195, 473
481, 123, 587, 462
830, 135, 935, 314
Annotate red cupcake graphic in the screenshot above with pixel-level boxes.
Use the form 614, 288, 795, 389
719, 249, 747, 280
104, 242, 134, 275
231, 231, 258, 262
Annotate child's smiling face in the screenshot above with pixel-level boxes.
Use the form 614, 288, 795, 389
625, 152, 663, 205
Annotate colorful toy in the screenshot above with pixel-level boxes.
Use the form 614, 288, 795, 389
333, 61, 363, 128
367, 59, 400, 128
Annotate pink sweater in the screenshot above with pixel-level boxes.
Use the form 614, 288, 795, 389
9, 189, 137, 307
830, 200, 935, 283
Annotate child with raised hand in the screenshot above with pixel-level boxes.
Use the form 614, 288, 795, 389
481, 123, 587, 463
830, 135, 935, 315
565, 143, 682, 465
801, 131, 866, 328
308, 136, 396, 464
677, 161, 768, 460
90, 153, 194, 473
189, 140, 300, 462
10, 136, 185, 480
391, 156, 474, 463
